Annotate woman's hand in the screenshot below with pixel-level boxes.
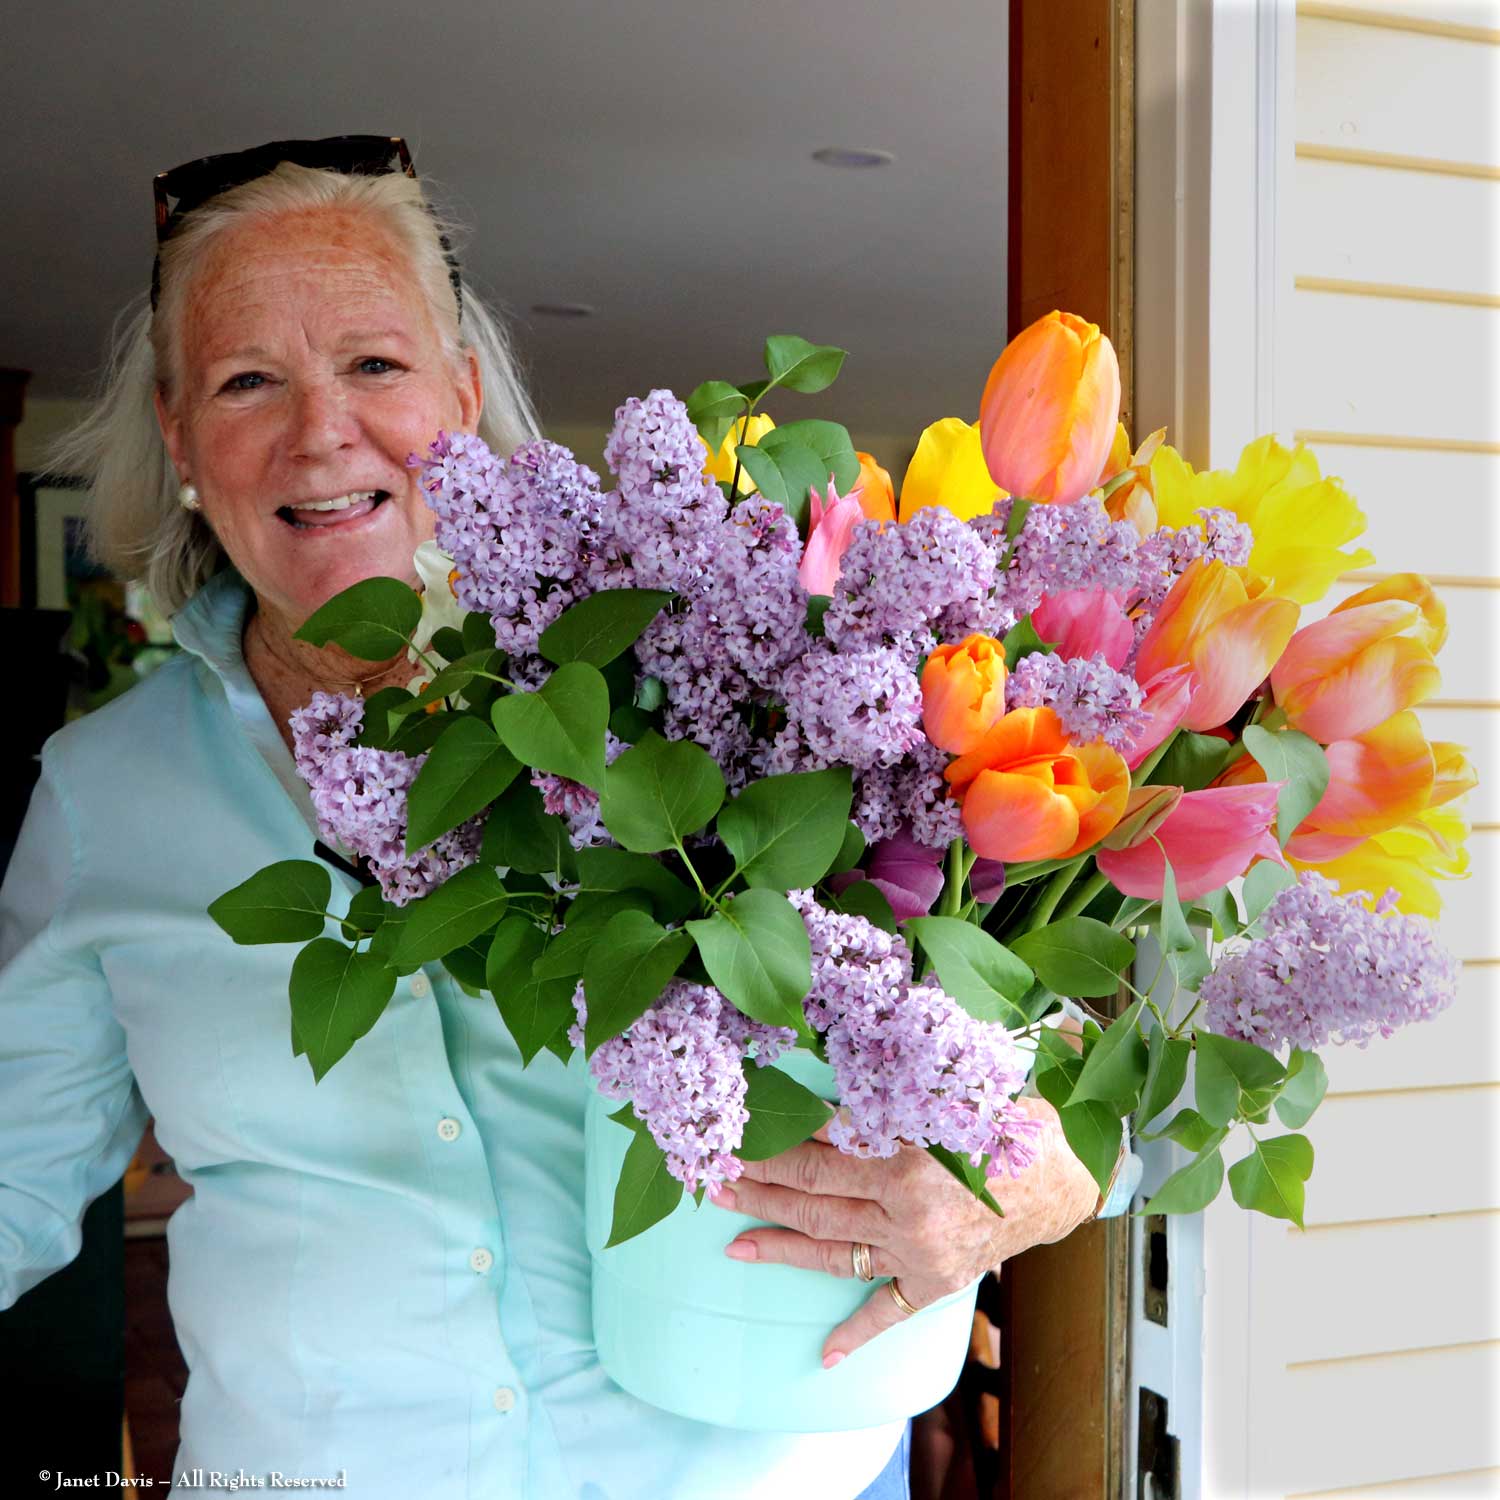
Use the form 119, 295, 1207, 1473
711, 1095, 1102, 1366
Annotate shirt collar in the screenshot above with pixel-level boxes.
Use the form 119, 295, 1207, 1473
172, 569, 320, 834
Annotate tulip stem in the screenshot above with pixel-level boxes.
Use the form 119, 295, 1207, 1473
725, 409, 751, 507
1055, 869, 1110, 923
1131, 730, 1180, 787
1024, 860, 1085, 932
939, 840, 977, 918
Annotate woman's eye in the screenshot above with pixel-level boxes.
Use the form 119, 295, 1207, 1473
356, 357, 399, 375
221, 371, 268, 393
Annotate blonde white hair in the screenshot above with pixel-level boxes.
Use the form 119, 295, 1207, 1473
49, 161, 540, 614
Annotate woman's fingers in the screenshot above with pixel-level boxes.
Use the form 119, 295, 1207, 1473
723, 1227, 899, 1280
821, 1275, 951, 1367
737, 1139, 898, 1202
713, 1175, 889, 1247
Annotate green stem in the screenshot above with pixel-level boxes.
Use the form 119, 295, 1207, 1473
673, 840, 719, 913
939, 838, 967, 918
1024, 859, 1085, 932
1055, 868, 1110, 922
1169, 995, 1205, 1038
1131, 729, 1180, 786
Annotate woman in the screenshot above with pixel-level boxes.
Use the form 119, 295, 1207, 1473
0, 137, 1118, 1499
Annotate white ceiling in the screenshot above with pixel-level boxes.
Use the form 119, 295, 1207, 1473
4, 0, 1008, 435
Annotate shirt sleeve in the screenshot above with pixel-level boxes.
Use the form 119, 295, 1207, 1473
0, 749, 148, 1312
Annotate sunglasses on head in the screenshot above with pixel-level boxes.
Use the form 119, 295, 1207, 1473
150, 133, 462, 320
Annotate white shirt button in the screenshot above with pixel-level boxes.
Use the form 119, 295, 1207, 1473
436, 1117, 462, 1142
469, 1247, 494, 1274
492, 1386, 517, 1414
410, 972, 432, 999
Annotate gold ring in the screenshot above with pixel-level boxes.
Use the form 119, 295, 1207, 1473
886, 1278, 920, 1318
851, 1242, 875, 1282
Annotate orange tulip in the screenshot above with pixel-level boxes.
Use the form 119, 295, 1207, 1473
853, 451, 897, 524
921, 635, 1008, 755
979, 311, 1121, 506
1135, 559, 1300, 732
944, 706, 1128, 861
1270, 575, 1444, 743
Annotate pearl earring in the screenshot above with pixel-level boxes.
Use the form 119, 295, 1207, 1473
178, 483, 201, 512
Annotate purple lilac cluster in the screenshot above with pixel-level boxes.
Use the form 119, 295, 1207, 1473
1199, 871, 1459, 1052
530, 732, 631, 849
289, 693, 481, 906
418, 432, 631, 657
789, 891, 1043, 1172
1007, 651, 1150, 752
604, 390, 729, 595
1129, 506, 1254, 616
824, 506, 996, 657
571, 980, 796, 1193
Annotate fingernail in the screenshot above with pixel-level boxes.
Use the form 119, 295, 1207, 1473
822, 1351, 846, 1370
724, 1239, 757, 1262
712, 1185, 738, 1210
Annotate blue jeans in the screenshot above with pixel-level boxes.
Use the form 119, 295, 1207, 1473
854, 1421, 911, 1499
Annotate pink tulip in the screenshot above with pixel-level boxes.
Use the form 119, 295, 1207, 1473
798, 479, 866, 595
1121, 663, 1197, 770
829, 828, 945, 919
1032, 589, 1134, 668
1095, 783, 1286, 900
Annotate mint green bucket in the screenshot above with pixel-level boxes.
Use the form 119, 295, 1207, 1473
585, 1048, 993, 1432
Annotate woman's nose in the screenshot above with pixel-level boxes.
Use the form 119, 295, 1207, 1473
287, 379, 358, 461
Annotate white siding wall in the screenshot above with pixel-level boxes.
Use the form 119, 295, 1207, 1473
1203, 4, 1500, 1497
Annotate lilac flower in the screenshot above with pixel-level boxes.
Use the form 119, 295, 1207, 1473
756, 643, 927, 776
575, 979, 792, 1194
604, 390, 729, 594
787, 890, 1042, 1171
530, 732, 630, 849
288, 691, 365, 782
307, 743, 481, 906
417, 432, 630, 656
849, 740, 966, 850
824, 506, 996, 659
1007, 651, 1150, 751
1199, 871, 1460, 1052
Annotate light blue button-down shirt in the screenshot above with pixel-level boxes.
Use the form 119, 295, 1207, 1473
0, 570, 905, 1499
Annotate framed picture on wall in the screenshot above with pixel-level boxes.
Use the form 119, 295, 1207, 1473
17, 472, 101, 611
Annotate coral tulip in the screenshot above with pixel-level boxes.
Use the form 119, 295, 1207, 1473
945, 707, 1127, 862
921, 634, 1009, 755
979, 311, 1121, 506
1147, 436, 1374, 605
1270, 576, 1443, 743
1135, 559, 1299, 732
798, 479, 866, 595
897, 418, 1004, 524
854, 451, 897, 524
1095, 783, 1286, 901
1032, 588, 1134, 669
1121, 663, 1197, 770
701, 412, 776, 496
1219, 712, 1437, 861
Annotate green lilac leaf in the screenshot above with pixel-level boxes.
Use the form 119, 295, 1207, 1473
904, 916, 1034, 1025
491, 661, 610, 790
208, 860, 331, 945
405, 717, 521, 853
294, 577, 421, 660
717, 767, 853, 890
598, 732, 726, 853
686, 889, 811, 1035
1243, 725, 1331, 849
538, 588, 673, 668
288, 937, 397, 1082
736, 1062, 833, 1162
1010, 917, 1135, 998
582, 910, 693, 1054
1227, 1133, 1314, 1227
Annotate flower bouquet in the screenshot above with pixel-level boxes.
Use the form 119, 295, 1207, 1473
210, 316, 1474, 1430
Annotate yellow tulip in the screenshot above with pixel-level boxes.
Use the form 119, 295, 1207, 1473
897, 417, 1005, 524
1147, 436, 1374, 604
1296, 801, 1471, 918
701, 412, 777, 495
979, 311, 1121, 506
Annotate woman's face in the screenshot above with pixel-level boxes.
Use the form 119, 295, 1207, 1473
156, 205, 482, 633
